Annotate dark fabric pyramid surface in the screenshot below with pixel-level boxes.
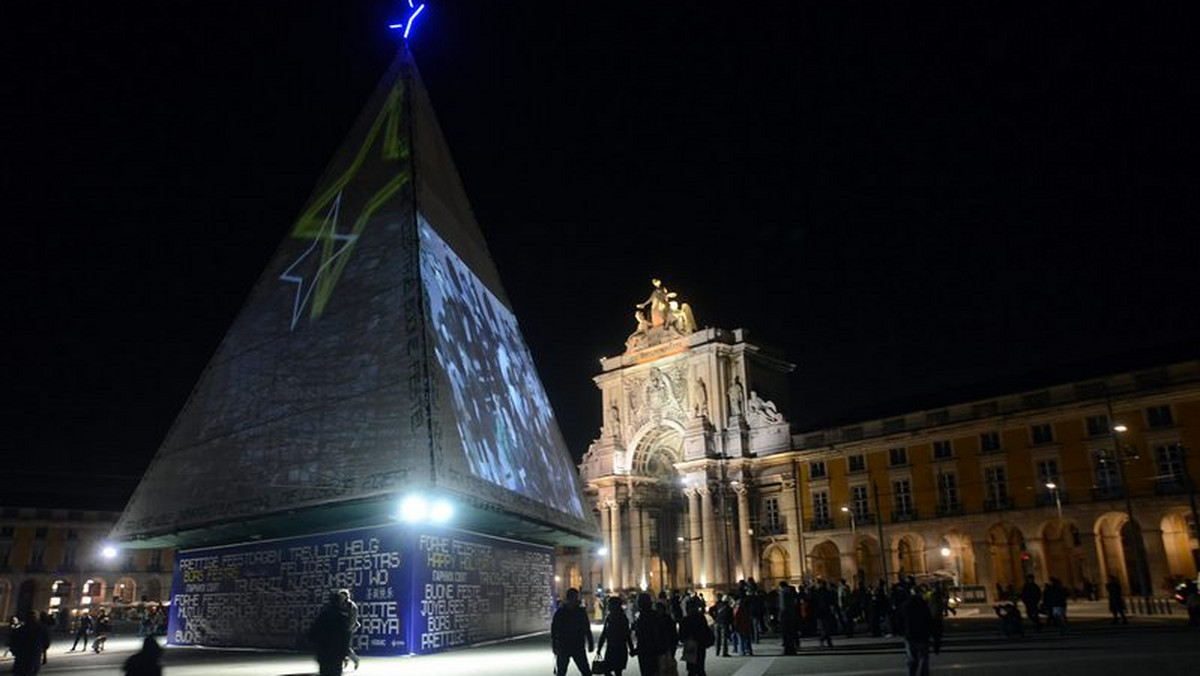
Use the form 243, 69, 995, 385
113, 47, 594, 546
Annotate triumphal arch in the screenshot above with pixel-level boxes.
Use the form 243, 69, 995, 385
579, 280, 795, 593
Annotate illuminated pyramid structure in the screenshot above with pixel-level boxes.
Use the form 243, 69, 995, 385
114, 46, 596, 549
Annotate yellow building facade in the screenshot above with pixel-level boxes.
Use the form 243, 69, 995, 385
0, 506, 174, 623
567, 282, 1199, 602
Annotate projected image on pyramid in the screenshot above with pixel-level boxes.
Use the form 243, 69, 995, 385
419, 218, 585, 519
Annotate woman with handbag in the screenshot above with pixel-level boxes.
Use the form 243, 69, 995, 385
595, 596, 634, 675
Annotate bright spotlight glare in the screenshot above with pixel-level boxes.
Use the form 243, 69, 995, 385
1113, 424, 1128, 433
597, 547, 608, 556
940, 547, 952, 557
100, 545, 118, 559
399, 495, 429, 523
430, 499, 454, 524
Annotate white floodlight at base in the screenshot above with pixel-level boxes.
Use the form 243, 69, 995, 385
101, 545, 118, 559
430, 499, 454, 524
399, 495, 430, 523
597, 547, 608, 556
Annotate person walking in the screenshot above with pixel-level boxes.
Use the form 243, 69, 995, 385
733, 596, 754, 656
123, 637, 164, 676
1020, 575, 1042, 632
596, 596, 634, 676
92, 611, 111, 653
1105, 575, 1128, 624
711, 594, 732, 657
552, 587, 594, 676
69, 610, 94, 652
1044, 578, 1069, 634
894, 586, 933, 676
632, 593, 665, 676
813, 580, 837, 648
307, 592, 350, 676
777, 582, 797, 655
338, 589, 361, 670
677, 597, 713, 676
9, 611, 49, 676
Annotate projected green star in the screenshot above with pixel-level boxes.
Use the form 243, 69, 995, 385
285, 81, 411, 323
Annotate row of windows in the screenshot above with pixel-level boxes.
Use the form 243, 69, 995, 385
1, 526, 85, 540
0, 545, 164, 571
807, 405, 1176, 479
802, 442, 1188, 524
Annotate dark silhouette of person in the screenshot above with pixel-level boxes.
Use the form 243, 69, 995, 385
307, 592, 350, 676
894, 586, 933, 676
338, 588, 361, 670
1105, 575, 1128, 624
123, 636, 164, 676
552, 587, 594, 675
70, 610, 94, 651
778, 582, 798, 654
1043, 578, 1069, 634
632, 592, 665, 676
92, 611, 111, 653
9, 610, 49, 676
596, 596, 634, 676
1020, 575, 1042, 632
677, 596, 712, 676
38, 612, 53, 664
813, 580, 837, 648
710, 593, 732, 657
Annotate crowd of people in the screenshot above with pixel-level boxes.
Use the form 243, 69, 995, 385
552, 575, 947, 676
2, 608, 163, 675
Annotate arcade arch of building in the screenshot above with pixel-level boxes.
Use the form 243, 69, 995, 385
569, 281, 1200, 608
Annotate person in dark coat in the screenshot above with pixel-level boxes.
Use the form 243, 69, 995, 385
777, 582, 798, 655
596, 596, 634, 676
9, 610, 49, 676
1019, 575, 1042, 632
1043, 578, 1069, 634
92, 611, 111, 653
894, 587, 933, 676
632, 593, 665, 676
552, 587, 594, 676
677, 597, 712, 676
123, 637, 164, 676
307, 592, 350, 676
813, 580, 837, 647
70, 610, 94, 652
1105, 575, 1128, 624
710, 594, 732, 657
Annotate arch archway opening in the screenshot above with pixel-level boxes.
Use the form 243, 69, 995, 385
811, 541, 842, 582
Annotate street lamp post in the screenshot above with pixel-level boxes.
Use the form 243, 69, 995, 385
941, 546, 962, 587
1045, 482, 1064, 524
1106, 418, 1154, 602
841, 505, 856, 536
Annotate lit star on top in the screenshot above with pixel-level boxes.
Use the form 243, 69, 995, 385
388, 0, 427, 40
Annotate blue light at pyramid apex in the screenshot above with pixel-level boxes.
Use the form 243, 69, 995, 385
388, 0, 427, 40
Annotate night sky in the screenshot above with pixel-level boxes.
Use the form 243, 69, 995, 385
4, 1, 1198, 502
